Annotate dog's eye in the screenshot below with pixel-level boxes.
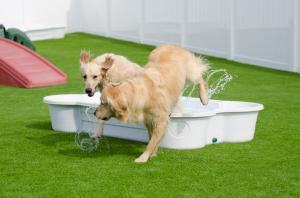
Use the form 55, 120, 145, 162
93, 75, 98, 79
83, 75, 87, 80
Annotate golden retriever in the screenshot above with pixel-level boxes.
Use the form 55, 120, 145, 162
80, 51, 142, 138
95, 44, 208, 163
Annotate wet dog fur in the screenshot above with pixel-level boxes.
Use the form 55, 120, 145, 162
95, 44, 208, 163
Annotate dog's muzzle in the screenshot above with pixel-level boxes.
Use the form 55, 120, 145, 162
85, 88, 94, 97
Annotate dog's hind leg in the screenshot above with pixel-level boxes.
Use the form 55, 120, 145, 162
199, 77, 208, 105
91, 120, 105, 139
186, 54, 209, 105
135, 117, 168, 163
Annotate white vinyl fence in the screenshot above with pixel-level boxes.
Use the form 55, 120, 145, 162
69, 0, 300, 73
1, 0, 299, 73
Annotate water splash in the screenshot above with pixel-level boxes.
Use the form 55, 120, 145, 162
74, 106, 110, 152
206, 69, 233, 98
183, 69, 233, 99
75, 131, 99, 152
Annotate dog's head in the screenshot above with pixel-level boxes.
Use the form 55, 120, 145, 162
95, 84, 129, 122
80, 51, 114, 97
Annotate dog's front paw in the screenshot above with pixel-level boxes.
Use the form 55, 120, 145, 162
134, 153, 150, 163
91, 134, 101, 139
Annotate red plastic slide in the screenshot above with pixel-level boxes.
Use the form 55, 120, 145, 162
0, 38, 67, 88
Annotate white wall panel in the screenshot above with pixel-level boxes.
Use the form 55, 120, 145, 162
0, 0, 71, 40
297, 0, 300, 72
67, 0, 82, 32
109, 0, 142, 41
24, 0, 70, 30
81, 0, 107, 35
185, 0, 230, 57
0, 0, 23, 28
235, 0, 294, 71
143, 0, 183, 45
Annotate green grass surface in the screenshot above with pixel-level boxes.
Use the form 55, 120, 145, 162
1, 33, 299, 197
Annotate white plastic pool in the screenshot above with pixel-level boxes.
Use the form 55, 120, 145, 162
43, 92, 263, 149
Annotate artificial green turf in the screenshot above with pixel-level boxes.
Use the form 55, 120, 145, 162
0, 33, 299, 197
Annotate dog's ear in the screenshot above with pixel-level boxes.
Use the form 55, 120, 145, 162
102, 55, 114, 70
80, 50, 91, 64
116, 99, 128, 114
115, 98, 128, 122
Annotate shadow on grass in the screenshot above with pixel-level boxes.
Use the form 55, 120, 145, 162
26, 121, 143, 158
27, 132, 73, 146
26, 121, 53, 131
58, 138, 143, 159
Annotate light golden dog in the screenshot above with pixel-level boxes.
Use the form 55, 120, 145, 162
95, 44, 208, 163
80, 51, 142, 138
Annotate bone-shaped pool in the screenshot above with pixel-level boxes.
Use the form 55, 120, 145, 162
43, 92, 263, 149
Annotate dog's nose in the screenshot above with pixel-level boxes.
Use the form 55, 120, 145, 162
94, 111, 97, 116
102, 117, 108, 121
85, 88, 92, 94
